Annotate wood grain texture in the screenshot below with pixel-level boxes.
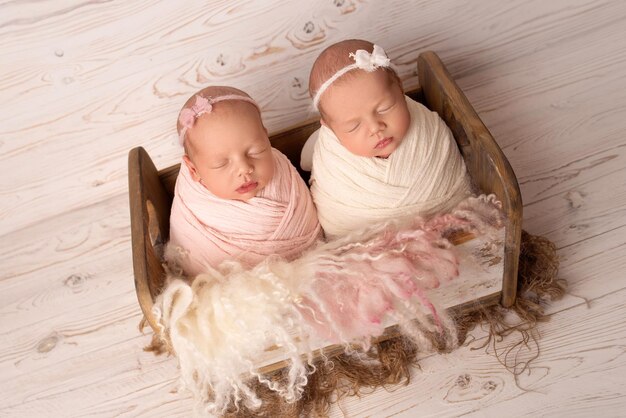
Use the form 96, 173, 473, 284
1, 0, 626, 416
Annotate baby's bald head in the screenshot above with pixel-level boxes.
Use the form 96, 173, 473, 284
308, 39, 401, 116
177, 85, 259, 157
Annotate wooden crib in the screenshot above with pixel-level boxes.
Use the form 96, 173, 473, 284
128, 51, 522, 366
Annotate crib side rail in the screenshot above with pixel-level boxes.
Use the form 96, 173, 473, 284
417, 51, 522, 307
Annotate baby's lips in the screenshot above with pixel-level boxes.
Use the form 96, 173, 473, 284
236, 180, 258, 193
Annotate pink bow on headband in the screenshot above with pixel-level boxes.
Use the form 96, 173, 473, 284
177, 94, 259, 145
179, 95, 212, 132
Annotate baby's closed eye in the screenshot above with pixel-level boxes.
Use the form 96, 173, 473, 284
248, 146, 269, 156
210, 160, 228, 169
347, 122, 361, 133
378, 101, 396, 113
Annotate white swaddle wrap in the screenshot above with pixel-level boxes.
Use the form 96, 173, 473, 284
310, 96, 472, 238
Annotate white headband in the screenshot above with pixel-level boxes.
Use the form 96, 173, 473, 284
312, 44, 391, 110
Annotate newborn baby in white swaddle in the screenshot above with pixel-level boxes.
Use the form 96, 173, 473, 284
302, 39, 472, 239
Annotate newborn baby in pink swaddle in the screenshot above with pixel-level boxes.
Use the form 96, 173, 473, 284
168, 86, 321, 277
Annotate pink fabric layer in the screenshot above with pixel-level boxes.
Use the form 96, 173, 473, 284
169, 148, 322, 276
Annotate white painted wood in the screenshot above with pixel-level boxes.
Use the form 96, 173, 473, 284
1, 0, 626, 416
330, 287, 626, 418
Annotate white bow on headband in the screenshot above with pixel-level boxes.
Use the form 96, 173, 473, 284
312, 44, 392, 109
349, 44, 391, 72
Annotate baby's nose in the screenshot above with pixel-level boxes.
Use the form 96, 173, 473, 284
369, 119, 385, 134
238, 160, 254, 176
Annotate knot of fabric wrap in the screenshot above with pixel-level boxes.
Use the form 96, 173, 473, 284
310, 96, 472, 239
168, 148, 322, 276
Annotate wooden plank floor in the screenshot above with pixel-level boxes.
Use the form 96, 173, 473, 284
1, 0, 625, 416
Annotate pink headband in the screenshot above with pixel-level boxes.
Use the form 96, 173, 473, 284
178, 94, 259, 145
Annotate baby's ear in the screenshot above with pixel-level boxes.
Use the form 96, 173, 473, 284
320, 118, 327, 127
183, 155, 202, 182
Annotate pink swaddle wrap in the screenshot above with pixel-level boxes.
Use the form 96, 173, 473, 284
168, 148, 322, 276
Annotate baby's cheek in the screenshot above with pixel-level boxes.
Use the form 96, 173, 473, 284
398, 106, 411, 138
260, 158, 275, 186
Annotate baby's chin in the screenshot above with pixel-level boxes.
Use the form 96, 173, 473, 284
230, 192, 257, 202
